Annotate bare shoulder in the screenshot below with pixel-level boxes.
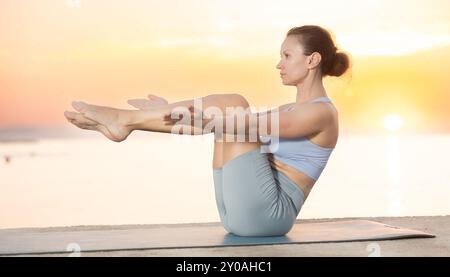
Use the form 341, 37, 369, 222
291, 101, 335, 119
262, 102, 294, 114
278, 102, 295, 111
275, 100, 338, 127
298, 102, 338, 147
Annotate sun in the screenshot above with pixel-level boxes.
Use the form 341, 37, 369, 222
383, 114, 403, 132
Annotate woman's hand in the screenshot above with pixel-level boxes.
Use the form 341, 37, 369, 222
162, 105, 204, 126
127, 94, 169, 110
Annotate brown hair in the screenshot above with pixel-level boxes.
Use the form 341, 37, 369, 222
287, 25, 351, 77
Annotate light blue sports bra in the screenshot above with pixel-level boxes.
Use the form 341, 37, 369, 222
260, 97, 335, 181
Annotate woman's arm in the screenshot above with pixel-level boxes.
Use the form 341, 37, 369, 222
163, 102, 330, 140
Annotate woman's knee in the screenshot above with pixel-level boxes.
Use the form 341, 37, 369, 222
205, 93, 250, 110
230, 93, 250, 108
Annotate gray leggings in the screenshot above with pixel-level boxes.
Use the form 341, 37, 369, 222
212, 148, 305, 236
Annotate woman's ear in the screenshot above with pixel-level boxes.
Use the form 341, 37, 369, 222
308, 52, 322, 69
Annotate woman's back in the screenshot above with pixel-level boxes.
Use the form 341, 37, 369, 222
262, 96, 339, 197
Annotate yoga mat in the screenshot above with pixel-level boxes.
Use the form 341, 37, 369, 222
0, 220, 435, 255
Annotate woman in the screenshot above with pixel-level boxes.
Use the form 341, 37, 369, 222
64, 25, 350, 236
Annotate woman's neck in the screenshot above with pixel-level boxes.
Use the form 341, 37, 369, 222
295, 72, 327, 104
295, 86, 327, 104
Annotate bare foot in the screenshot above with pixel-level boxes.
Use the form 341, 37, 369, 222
65, 101, 133, 142
64, 111, 118, 141
127, 94, 169, 110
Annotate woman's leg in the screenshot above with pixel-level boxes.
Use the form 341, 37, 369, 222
213, 96, 298, 236
65, 92, 263, 169
211, 98, 260, 169
213, 141, 224, 169
65, 93, 249, 142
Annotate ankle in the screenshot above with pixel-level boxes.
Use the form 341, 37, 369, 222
122, 109, 157, 131
119, 110, 138, 132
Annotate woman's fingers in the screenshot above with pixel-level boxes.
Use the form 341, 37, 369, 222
128, 95, 169, 110
127, 98, 148, 110
162, 105, 206, 127
147, 94, 169, 105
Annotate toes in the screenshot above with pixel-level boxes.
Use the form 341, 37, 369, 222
65, 111, 98, 125
71, 101, 100, 120
78, 115, 98, 125
72, 101, 88, 113
70, 120, 96, 130
82, 110, 98, 121
64, 111, 78, 120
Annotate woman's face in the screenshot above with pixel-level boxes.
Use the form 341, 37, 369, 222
276, 36, 310, 86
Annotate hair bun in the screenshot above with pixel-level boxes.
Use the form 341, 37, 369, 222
327, 51, 350, 77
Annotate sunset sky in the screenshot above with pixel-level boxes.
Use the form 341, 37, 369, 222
1, 0, 450, 133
